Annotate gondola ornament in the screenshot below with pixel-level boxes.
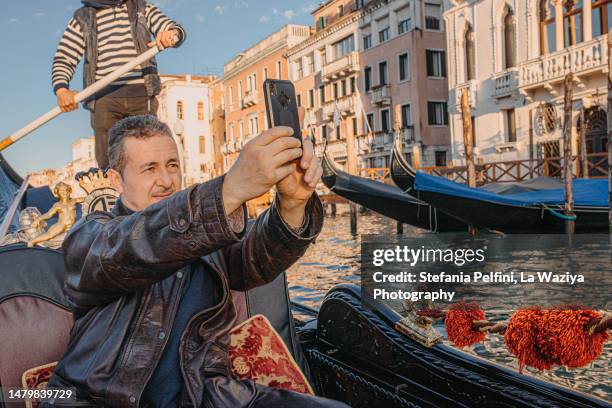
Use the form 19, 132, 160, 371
76, 168, 119, 216
26, 182, 84, 248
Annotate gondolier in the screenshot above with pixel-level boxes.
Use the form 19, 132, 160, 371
51, 0, 186, 169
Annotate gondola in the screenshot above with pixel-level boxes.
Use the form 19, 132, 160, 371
390, 145, 610, 234
321, 151, 467, 233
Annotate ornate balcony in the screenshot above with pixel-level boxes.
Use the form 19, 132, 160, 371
519, 36, 607, 91
321, 51, 360, 83
449, 80, 477, 113
241, 90, 258, 108
371, 85, 391, 106
491, 68, 518, 98
322, 95, 357, 118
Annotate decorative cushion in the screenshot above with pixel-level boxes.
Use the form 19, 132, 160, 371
21, 315, 313, 405
229, 314, 314, 395
21, 362, 57, 408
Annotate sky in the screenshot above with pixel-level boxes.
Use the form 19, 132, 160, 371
0, 0, 318, 176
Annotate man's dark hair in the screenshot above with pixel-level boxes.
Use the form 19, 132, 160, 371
108, 114, 174, 173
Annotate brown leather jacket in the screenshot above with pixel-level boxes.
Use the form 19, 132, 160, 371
45, 176, 323, 407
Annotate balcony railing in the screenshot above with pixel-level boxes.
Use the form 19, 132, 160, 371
450, 80, 477, 112
492, 69, 518, 98
519, 35, 607, 89
370, 132, 393, 150
242, 90, 258, 108
321, 51, 359, 83
322, 95, 357, 118
371, 85, 391, 105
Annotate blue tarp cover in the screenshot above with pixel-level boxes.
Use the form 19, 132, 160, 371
414, 171, 609, 207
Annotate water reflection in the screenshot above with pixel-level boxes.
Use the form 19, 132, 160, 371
287, 210, 611, 401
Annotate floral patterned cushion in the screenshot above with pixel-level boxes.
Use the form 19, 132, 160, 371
229, 314, 314, 395
21, 362, 57, 408
21, 315, 313, 405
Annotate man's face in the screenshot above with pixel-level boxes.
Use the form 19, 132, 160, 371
110, 135, 182, 211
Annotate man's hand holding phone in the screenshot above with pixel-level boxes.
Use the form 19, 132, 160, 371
222, 126, 321, 228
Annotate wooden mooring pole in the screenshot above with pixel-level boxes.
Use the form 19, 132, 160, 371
562, 73, 575, 235
461, 88, 476, 187
579, 108, 589, 178
344, 116, 358, 236
608, 29, 612, 233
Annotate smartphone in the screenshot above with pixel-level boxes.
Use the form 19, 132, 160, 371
263, 79, 302, 145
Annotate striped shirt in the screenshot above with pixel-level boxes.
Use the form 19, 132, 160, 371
52, 3, 184, 94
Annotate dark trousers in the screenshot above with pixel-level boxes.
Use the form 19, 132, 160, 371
91, 95, 159, 169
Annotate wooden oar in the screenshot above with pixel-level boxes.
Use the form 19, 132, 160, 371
0, 45, 163, 152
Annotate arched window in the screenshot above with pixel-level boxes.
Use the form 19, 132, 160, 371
197, 101, 204, 121
563, 0, 583, 47
592, 0, 612, 37
540, 0, 556, 54
465, 25, 475, 81
177, 101, 184, 120
503, 9, 516, 68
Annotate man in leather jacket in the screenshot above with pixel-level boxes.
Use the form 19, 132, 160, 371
44, 115, 349, 408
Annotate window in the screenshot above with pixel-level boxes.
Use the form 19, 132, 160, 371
471, 115, 476, 147
401, 104, 411, 128
307, 53, 315, 74
197, 101, 204, 120
398, 19, 411, 34
309, 89, 314, 108
322, 124, 328, 139
381, 109, 390, 133
263, 67, 268, 79
426, 50, 446, 77
364, 66, 372, 91
399, 53, 410, 81
352, 117, 358, 136
320, 48, 327, 66
229, 86, 234, 110
177, 101, 184, 119
333, 82, 339, 99
540, 0, 557, 54
503, 10, 516, 68
333, 35, 355, 59
379, 27, 390, 43
592, 0, 612, 37
563, 0, 583, 47
366, 113, 375, 132
238, 80, 243, 100
465, 26, 476, 81
239, 121, 244, 138
435, 151, 447, 166
296, 61, 303, 79
363, 34, 372, 49
297, 94, 302, 107
506, 109, 517, 142
336, 125, 341, 140
427, 102, 448, 125
199, 136, 206, 154
339, 5, 344, 16
276, 61, 282, 79
319, 85, 326, 104
378, 61, 388, 86
425, 3, 441, 30
350, 77, 356, 93
356, 0, 364, 9
317, 16, 327, 31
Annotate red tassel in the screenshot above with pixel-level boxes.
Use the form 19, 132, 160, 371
445, 301, 486, 347
505, 307, 609, 372
504, 308, 548, 372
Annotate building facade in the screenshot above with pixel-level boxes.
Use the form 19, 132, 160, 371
157, 74, 217, 186
288, 0, 450, 169
221, 24, 311, 169
445, 0, 609, 175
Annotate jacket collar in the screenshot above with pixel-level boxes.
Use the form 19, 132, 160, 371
112, 198, 135, 217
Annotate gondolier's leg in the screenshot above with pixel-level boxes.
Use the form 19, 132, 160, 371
91, 96, 123, 170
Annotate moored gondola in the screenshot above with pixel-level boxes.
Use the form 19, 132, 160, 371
321, 151, 467, 233
390, 144, 610, 233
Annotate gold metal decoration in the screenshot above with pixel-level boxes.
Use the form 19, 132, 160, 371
395, 314, 442, 348
27, 182, 84, 248
77, 168, 119, 215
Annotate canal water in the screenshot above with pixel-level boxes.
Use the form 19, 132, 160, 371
286, 210, 611, 401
